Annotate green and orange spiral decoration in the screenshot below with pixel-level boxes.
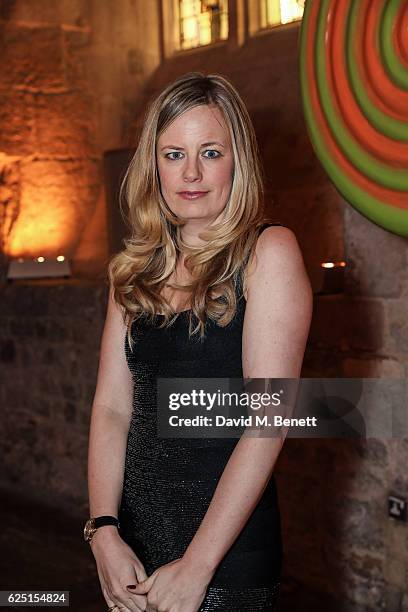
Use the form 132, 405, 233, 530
299, 0, 408, 237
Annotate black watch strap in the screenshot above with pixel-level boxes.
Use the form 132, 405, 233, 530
93, 515, 120, 529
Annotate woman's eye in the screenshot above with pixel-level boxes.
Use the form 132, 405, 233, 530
165, 150, 221, 160
165, 152, 183, 160
202, 149, 221, 159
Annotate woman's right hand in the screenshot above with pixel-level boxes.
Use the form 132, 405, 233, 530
90, 527, 148, 612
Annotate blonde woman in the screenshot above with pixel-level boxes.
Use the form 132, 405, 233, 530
86, 72, 313, 612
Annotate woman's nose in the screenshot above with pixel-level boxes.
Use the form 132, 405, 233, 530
183, 157, 202, 182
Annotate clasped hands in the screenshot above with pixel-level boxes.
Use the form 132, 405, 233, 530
127, 555, 214, 612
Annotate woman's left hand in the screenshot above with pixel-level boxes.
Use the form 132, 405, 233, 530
127, 556, 214, 612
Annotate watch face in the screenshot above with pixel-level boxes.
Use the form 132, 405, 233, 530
84, 518, 96, 542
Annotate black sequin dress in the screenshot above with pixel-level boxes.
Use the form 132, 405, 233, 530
118, 224, 283, 611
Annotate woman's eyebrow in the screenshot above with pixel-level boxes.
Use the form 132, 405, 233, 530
160, 141, 225, 151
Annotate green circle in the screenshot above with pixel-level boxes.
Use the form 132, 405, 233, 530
299, 0, 408, 236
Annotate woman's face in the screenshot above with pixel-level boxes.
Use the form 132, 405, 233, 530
156, 104, 234, 226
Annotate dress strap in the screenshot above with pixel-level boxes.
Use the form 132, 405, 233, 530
257, 221, 284, 234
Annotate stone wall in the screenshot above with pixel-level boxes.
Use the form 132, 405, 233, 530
0, 280, 108, 517
0, 0, 161, 277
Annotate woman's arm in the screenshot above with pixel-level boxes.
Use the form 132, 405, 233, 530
87, 285, 134, 531
87, 286, 150, 611
182, 226, 313, 576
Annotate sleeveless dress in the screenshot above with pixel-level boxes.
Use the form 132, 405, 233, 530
118, 223, 284, 611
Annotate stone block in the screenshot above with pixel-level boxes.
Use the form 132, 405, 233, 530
30, 396, 51, 419
342, 358, 404, 378
344, 205, 407, 299
309, 295, 385, 352
35, 370, 60, 397
391, 438, 408, 495
0, 156, 21, 256
33, 91, 98, 157
385, 299, 408, 356
327, 496, 386, 555
0, 23, 64, 90
0, 338, 16, 362
332, 549, 387, 608
0, 91, 36, 155
339, 440, 389, 501
5, 288, 50, 318
35, 318, 66, 343
385, 586, 403, 612
62, 28, 91, 89
302, 347, 344, 376
356, 438, 389, 470
2, 0, 90, 27
63, 402, 76, 424
61, 383, 81, 403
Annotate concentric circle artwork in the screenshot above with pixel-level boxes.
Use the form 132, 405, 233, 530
299, 0, 408, 237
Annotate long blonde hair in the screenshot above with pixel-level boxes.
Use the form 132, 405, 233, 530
109, 71, 272, 345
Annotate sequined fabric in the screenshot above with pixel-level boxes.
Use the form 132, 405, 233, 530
118, 223, 283, 611
198, 584, 280, 611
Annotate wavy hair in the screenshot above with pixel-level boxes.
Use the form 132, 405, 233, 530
108, 71, 273, 346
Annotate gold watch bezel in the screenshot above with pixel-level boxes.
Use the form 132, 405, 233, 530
84, 518, 96, 542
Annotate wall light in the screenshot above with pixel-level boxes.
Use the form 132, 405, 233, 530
310, 260, 347, 294
7, 256, 71, 280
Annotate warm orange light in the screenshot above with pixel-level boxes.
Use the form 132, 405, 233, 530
321, 261, 347, 269
37, 256, 45, 262
8, 217, 71, 258
4, 162, 79, 259
57, 255, 65, 262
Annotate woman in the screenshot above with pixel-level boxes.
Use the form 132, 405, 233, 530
86, 72, 313, 612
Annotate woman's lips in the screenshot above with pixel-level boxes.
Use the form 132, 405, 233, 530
178, 191, 208, 200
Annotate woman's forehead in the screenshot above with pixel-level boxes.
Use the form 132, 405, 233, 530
158, 112, 231, 149
158, 106, 230, 144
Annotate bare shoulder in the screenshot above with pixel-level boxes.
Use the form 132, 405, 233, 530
241, 226, 313, 378
242, 226, 304, 300
257, 225, 301, 259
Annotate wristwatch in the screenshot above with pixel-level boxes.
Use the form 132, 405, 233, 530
83, 516, 120, 543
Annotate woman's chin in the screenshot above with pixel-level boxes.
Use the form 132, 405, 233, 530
174, 210, 213, 221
